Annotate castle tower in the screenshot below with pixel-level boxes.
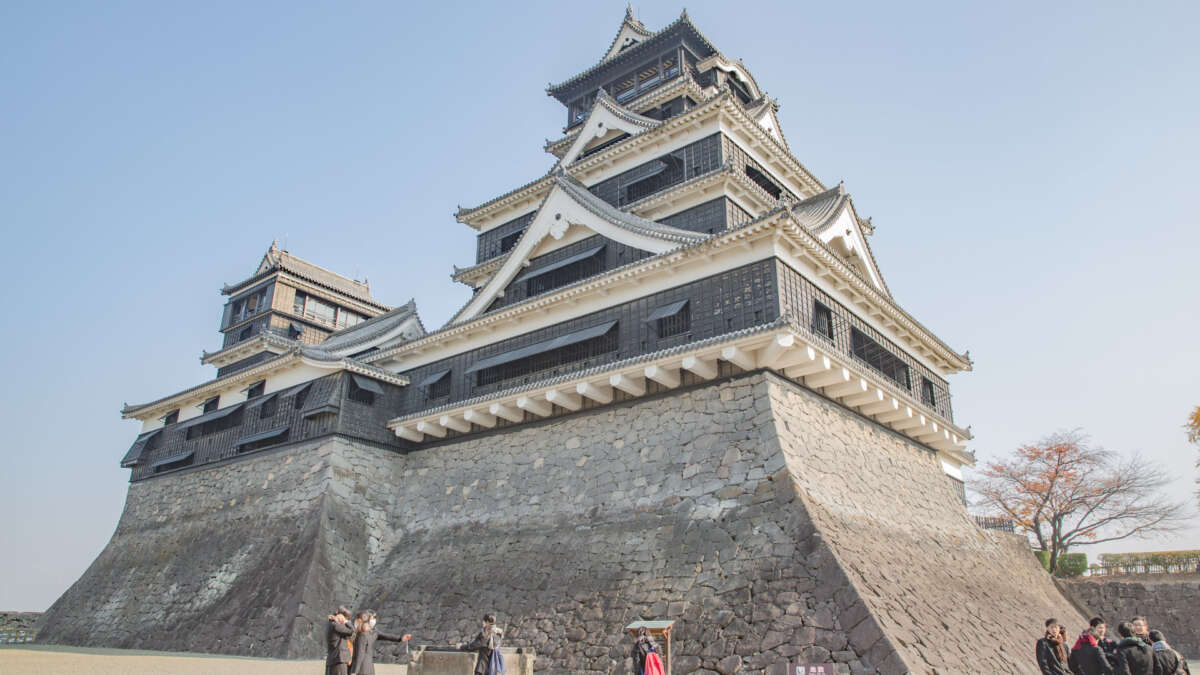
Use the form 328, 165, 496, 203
41, 11, 1086, 673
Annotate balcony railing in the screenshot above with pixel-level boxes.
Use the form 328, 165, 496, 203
974, 516, 1016, 533
777, 263, 955, 423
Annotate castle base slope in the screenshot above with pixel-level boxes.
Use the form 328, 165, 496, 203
41, 373, 1082, 672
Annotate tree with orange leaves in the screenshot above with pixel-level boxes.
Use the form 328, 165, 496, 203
973, 429, 1187, 574
1188, 405, 1200, 506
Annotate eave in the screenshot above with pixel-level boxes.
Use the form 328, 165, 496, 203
366, 213, 969, 375
200, 331, 295, 367
385, 322, 972, 467
122, 350, 409, 421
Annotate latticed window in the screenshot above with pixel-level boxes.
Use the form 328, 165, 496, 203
202, 396, 219, 413
428, 375, 450, 400
474, 324, 619, 387
744, 165, 781, 198
259, 395, 278, 419
525, 252, 604, 297
921, 377, 937, 407
246, 381, 265, 399
162, 409, 179, 426
851, 327, 911, 390
811, 301, 834, 341
499, 230, 523, 254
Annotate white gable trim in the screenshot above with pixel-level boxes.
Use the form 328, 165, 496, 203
815, 203, 887, 295
452, 185, 684, 323
559, 98, 660, 168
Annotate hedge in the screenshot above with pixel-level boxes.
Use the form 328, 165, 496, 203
1057, 553, 1088, 577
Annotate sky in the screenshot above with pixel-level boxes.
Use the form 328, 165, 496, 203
0, 1, 1197, 612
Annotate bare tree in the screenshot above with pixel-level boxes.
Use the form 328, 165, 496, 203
972, 429, 1189, 573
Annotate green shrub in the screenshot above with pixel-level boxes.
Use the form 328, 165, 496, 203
1035, 550, 1051, 571
1057, 553, 1088, 577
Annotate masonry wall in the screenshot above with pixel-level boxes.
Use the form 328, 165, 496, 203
41, 373, 1084, 673
1062, 575, 1200, 659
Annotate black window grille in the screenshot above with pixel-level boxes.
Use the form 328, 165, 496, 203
427, 375, 451, 400
921, 377, 937, 407
292, 386, 310, 410
162, 409, 179, 426
246, 381, 265, 399
348, 380, 375, 406
589, 134, 721, 208
499, 230, 523, 254
185, 407, 243, 440
949, 477, 967, 506
238, 429, 289, 453
202, 396, 219, 413
812, 301, 834, 341
154, 455, 193, 474
239, 326, 253, 341
475, 325, 619, 387
656, 307, 690, 337
624, 154, 684, 203
526, 254, 604, 297
850, 327, 911, 390
745, 165, 781, 198
260, 395, 278, 419
579, 132, 631, 160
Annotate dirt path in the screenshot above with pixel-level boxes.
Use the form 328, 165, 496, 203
0, 645, 408, 674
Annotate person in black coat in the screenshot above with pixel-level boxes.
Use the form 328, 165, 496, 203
1070, 628, 1114, 675
1037, 618, 1072, 675
1112, 622, 1154, 675
632, 627, 660, 675
1148, 630, 1191, 675
458, 613, 502, 675
349, 610, 411, 675
326, 606, 355, 675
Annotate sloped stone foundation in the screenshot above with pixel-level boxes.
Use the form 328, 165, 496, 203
40, 373, 1082, 673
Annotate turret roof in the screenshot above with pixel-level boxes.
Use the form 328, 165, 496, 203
223, 241, 388, 309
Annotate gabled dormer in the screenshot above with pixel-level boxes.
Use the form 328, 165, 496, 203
450, 173, 706, 324
790, 184, 889, 296
604, 5, 654, 61
556, 89, 662, 168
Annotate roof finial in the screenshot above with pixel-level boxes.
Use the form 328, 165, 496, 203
270, 238, 279, 251
680, 7, 690, 20
625, 3, 634, 22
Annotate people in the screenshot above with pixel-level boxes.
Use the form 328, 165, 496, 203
1131, 616, 1151, 642
1147, 630, 1190, 675
1037, 618, 1072, 675
349, 609, 412, 675
459, 613, 503, 675
326, 605, 356, 675
1070, 617, 1114, 675
1111, 622, 1154, 675
632, 627, 664, 675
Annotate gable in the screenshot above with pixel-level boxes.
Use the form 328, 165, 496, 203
450, 178, 703, 324
557, 92, 661, 168
816, 204, 887, 295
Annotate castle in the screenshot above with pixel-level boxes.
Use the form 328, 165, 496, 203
40, 10, 1085, 674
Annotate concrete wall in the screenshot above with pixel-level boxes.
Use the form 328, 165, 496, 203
1062, 575, 1200, 659
41, 373, 1083, 673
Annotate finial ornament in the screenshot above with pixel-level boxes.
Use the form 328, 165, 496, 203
625, 3, 634, 21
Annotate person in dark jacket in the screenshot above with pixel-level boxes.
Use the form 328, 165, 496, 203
1038, 618, 1072, 675
458, 613, 502, 675
1148, 630, 1191, 675
632, 627, 660, 675
349, 610, 411, 675
1089, 618, 1119, 663
326, 606, 355, 675
1112, 622, 1154, 675
1071, 627, 1114, 675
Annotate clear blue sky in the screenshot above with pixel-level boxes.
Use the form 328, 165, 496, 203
1, 1, 1197, 612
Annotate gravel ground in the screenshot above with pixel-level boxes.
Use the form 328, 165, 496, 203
0, 645, 408, 674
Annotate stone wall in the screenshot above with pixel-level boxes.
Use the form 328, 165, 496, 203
1062, 575, 1200, 659
41, 372, 1084, 673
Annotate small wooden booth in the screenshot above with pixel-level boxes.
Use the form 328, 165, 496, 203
625, 619, 675, 675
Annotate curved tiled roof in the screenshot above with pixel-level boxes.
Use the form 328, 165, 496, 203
316, 299, 422, 352
790, 183, 849, 233
602, 6, 654, 62
224, 242, 388, 309
547, 10, 720, 102
551, 173, 707, 244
